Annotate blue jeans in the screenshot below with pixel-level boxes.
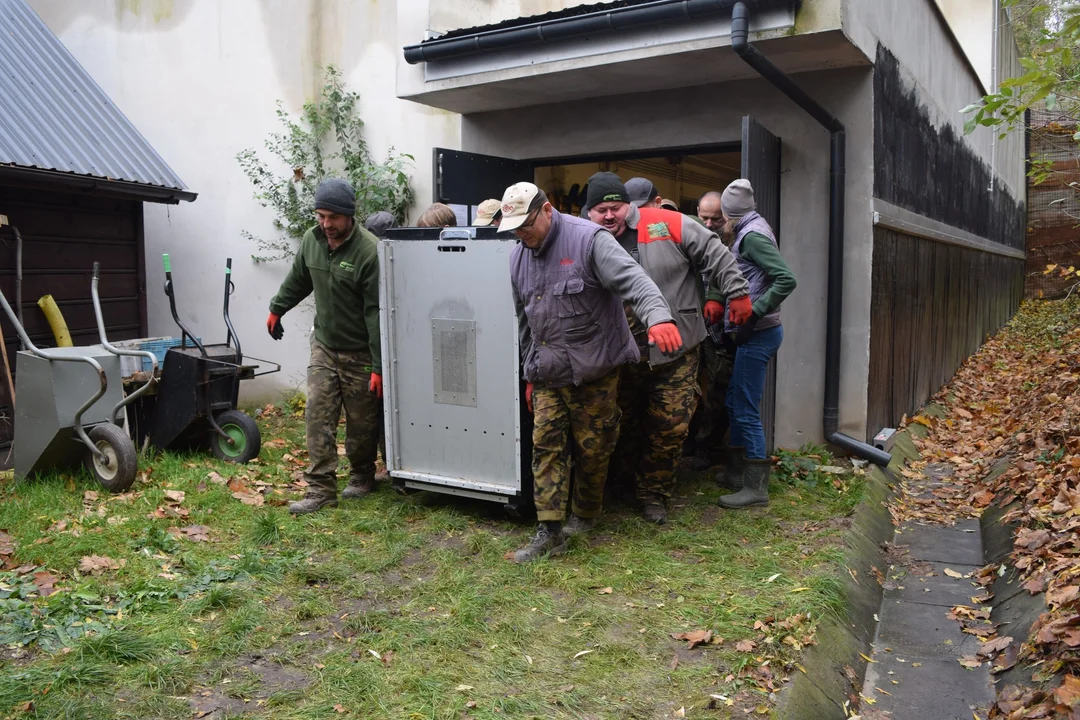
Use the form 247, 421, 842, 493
726, 325, 783, 459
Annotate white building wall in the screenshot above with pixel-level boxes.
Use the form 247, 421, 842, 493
28, 0, 461, 400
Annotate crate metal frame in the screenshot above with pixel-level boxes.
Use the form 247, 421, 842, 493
379, 227, 525, 508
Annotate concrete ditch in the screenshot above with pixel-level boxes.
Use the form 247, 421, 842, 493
775, 419, 1037, 718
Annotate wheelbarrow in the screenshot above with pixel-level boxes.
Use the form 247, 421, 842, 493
127, 255, 278, 463
0, 278, 142, 492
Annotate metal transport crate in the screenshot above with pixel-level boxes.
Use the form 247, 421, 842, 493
379, 226, 532, 512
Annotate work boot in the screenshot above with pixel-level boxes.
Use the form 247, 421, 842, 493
716, 447, 746, 490
289, 493, 338, 515
687, 450, 714, 471
642, 500, 668, 524
341, 476, 374, 500
511, 524, 567, 564
561, 514, 597, 537
717, 458, 771, 509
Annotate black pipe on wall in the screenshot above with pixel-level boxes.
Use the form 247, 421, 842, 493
731, 1, 891, 467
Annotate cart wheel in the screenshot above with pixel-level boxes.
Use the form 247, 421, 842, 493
85, 423, 138, 493
212, 410, 261, 464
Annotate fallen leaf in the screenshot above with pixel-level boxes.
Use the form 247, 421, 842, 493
333, 704, 348, 714
31, 571, 58, 596
596, 587, 613, 595
232, 491, 265, 507
79, 555, 123, 575
1055, 674, 1080, 707
381, 650, 394, 666
958, 655, 983, 669
671, 629, 712, 649
943, 568, 967, 579
207, 471, 227, 485
180, 525, 211, 542
163, 490, 185, 504
573, 650, 593, 659
735, 639, 756, 653
455, 684, 474, 692
976, 635, 1013, 660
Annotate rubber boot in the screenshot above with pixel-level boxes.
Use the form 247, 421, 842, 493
715, 447, 745, 490
717, 458, 770, 509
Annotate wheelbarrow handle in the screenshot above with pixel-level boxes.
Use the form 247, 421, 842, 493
91, 262, 158, 424
0, 284, 109, 461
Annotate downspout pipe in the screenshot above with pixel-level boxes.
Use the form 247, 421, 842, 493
731, 2, 891, 467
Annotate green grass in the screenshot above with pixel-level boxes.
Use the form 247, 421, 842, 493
0, 408, 863, 719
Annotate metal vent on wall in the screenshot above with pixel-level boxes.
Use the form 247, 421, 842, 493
432, 318, 477, 407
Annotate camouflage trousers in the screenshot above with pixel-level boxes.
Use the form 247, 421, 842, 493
531, 370, 621, 523
304, 338, 381, 500
610, 350, 701, 503
687, 339, 735, 454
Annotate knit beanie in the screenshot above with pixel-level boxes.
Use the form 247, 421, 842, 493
314, 178, 357, 216
584, 172, 630, 210
364, 210, 396, 238
720, 179, 756, 219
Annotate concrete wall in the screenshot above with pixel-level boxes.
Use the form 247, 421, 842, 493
844, 0, 1025, 199
934, 0, 995, 90
462, 67, 876, 449
27, 0, 461, 400
429, 0, 596, 34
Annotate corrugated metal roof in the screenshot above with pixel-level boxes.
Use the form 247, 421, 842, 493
0, 0, 193, 200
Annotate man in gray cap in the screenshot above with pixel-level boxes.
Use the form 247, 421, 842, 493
268, 178, 384, 514
364, 210, 396, 238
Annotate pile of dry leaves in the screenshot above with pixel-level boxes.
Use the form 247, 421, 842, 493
889, 300, 1080, 718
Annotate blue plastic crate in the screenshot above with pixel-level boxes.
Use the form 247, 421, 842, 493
138, 336, 201, 372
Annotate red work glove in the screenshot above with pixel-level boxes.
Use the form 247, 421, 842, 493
727, 296, 754, 326
368, 372, 383, 399
647, 322, 683, 355
703, 300, 724, 325
266, 312, 283, 340
525, 382, 534, 413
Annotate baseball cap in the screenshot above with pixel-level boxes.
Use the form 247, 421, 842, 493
659, 198, 679, 212
625, 177, 660, 208
497, 182, 542, 232
473, 198, 502, 227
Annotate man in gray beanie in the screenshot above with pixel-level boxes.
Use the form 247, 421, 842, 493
268, 177, 384, 514
721, 178, 756, 219
713, 178, 796, 511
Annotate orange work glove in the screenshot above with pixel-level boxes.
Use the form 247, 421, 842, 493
368, 372, 383, 399
727, 296, 754, 326
647, 322, 683, 355
525, 382, 534, 413
703, 300, 724, 325
266, 312, 283, 340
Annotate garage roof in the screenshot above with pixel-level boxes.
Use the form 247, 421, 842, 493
0, 0, 195, 202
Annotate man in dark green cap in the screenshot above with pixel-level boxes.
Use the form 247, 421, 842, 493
267, 178, 384, 515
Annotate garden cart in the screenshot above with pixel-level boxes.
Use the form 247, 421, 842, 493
0, 278, 139, 492
130, 255, 277, 463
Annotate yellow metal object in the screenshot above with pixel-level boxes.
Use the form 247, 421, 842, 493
37, 295, 72, 347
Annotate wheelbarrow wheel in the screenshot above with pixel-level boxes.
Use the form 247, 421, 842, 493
85, 423, 138, 493
212, 410, 261, 464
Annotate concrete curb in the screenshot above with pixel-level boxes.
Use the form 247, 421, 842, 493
978, 457, 1044, 690
774, 432, 922, 718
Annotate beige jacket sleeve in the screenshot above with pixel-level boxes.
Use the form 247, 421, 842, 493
680, 218, 749, 301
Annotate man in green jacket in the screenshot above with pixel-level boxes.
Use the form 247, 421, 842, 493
267, 178, 384, 515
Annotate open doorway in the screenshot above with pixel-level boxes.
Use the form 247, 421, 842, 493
430, 116, 781, 449
531, 148, 742, 218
